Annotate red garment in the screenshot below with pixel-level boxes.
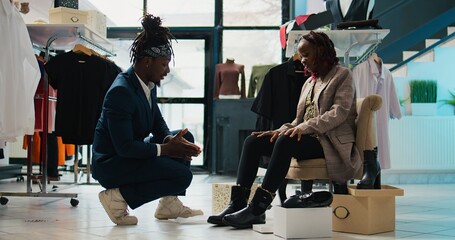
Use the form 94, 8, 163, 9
34, 57, 57, 132
214, 61, 246, 99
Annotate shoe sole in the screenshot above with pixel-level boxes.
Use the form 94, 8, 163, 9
207, 217, 228, 226
222, 219, 254, 229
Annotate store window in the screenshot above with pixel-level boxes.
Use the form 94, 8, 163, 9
158, 103, 204, 166
80, 0, 143, 27
223, 0, 281, 26
157, 40, 205, 98
222, 30, 282, 91
146, 0, 215, 27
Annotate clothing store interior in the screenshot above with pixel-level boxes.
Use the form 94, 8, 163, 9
1, 0, 455, 239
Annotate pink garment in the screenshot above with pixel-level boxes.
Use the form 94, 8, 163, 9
214, 62, 246, 99
352, 55, 402, 169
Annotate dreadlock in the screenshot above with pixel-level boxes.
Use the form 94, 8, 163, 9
130, 14, 176, 63
300, 31, 339, 76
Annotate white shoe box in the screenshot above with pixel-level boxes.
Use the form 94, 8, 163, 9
273, 206, 332, 239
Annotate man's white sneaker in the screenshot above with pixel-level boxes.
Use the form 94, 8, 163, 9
154, 196, 203, 220
99, 188, 138, 225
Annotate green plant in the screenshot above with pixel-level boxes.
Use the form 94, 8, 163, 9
409, 80, 437, 103
440, 90, 455, 106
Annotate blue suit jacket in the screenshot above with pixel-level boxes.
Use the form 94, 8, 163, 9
92, 67, 171, 180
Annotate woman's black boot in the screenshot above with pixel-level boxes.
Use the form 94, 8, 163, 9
222, 186, 275, 229
357, 148, 381, 189
207, 185, 250, 225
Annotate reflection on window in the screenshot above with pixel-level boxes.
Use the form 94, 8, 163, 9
81, 0, 143, 27
147, 0, 214, 27
223, 0, 281, 26
158, 40, 205, 98
223, 30, 281, 93
158, 104, 205, 166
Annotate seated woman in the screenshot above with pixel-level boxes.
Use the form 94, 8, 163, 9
207, 31, 361, 229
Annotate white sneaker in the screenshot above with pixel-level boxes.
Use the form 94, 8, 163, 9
154, 196, 204, 220
98, 188, 138, 225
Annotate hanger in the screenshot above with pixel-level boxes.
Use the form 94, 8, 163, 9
292, 53, 305, 73
292, 53, 301, 61
72, 44, 92, 56
372, 52, 381, 64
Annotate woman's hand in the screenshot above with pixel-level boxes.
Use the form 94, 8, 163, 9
161, 128, 202, 161
251, 129, 286, 142
282, 127, 304, 141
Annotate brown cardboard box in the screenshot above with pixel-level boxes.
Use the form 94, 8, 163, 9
331, 185, 404, 235
49, 7, 88, 24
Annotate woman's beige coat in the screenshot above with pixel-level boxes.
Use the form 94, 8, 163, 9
279, 65, 362, 183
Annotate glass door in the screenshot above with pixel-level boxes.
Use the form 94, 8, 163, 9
156, 32, 214, 169
156, 39, 206, 166
109, 31, 213, 170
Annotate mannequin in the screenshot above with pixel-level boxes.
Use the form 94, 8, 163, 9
214, 58, 246, 99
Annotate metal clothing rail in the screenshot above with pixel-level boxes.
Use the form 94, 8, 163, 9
0, 24, 115, 206
285, 29, 390, 68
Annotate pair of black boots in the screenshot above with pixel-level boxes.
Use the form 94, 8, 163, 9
207, 186, 275, 229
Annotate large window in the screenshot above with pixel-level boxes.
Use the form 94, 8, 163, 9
223, 0, 281, 26
223, 30, 282, 92
80, 0, 144, 27
147, 0, 215, 27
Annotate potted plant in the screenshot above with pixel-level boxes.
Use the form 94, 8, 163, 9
440, 90, 455, 114
409, 80, 437, 116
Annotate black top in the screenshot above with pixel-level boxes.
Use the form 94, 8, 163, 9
251, 58, 308, 131
45, 51, 121, 144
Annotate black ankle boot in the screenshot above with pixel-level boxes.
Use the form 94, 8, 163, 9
357, 148, 381, 189
222, 186, 275, 229
207, 185, 250, 225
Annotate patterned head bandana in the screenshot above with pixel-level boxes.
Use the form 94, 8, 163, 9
143, 44, 172, 58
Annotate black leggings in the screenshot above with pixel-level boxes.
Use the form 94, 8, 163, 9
236, 134, 324, 193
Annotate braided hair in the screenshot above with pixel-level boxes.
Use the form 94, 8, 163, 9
300, 31, 339, 77
130, 14, 176, 63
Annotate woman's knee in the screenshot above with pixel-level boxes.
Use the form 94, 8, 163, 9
243, 134, 262, 147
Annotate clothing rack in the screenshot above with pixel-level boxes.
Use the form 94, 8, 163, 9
285, 29, 390, 68
0, 24, 115, 206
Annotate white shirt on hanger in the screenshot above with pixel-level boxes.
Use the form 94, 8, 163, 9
352, 55, 402, 169
0, 0, 40, 142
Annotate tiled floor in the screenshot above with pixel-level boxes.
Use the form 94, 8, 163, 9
0, 172, 455, 240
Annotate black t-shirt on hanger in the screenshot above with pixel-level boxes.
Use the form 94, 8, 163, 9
45, 51, 121, 145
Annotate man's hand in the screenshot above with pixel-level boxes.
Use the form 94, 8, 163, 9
161, 129, 202, 161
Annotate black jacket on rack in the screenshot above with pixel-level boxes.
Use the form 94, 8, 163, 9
250, 58, 308, 168
45, 51, 121, 145
251, 58, 308, 131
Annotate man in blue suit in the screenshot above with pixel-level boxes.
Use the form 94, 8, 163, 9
92, 14, 202, 225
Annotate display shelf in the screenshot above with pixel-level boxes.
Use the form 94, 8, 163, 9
26, 23, 115, 57
285, 29, 390, 66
